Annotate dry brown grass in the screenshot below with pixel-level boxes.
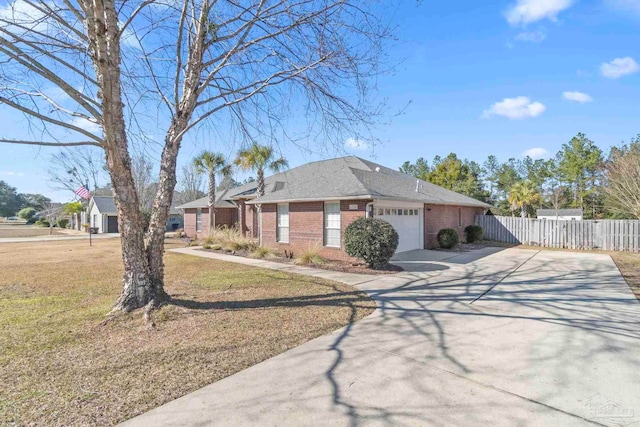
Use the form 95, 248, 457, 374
611, 252, 640, 302
0, 239, 375, 426
0, 226, 63, 238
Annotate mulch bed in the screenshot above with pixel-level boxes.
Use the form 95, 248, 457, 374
199, 247, 403, 275
432, 241, 513, 253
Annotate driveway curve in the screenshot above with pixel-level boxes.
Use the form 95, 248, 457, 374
121, 247, 640, 427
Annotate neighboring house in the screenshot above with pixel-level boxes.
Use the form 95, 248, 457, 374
85, 196, 184, 233
537, 209, 583, 221
177, 156, 491, 259
87, 196, 119, 233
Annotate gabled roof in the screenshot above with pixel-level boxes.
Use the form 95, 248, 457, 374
537, 208, 583, 217
91, 196, 118, 214
176, 156, 491, 209
92, 196, 182, 215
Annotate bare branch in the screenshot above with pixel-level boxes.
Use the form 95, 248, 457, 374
0, 138, 102, 147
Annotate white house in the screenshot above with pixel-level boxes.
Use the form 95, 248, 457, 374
88, 196, 119, 233
536, 208, 583, 221
84, 196, 184, 233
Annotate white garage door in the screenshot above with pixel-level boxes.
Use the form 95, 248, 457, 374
375, 207, 422, 253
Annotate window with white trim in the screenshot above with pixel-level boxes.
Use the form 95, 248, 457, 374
196, 208, 202, 232
324, 202, 341, 247
277, 203, 289, 243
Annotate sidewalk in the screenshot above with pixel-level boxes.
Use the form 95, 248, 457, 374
0, 233, 120, 243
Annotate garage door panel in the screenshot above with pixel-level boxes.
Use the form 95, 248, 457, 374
376, 206, 422, 253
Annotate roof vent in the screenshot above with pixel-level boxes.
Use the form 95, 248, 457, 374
415, 180, 420, 192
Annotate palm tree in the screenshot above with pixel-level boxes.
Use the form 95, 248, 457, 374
193, 151, 232, 231
235, 144, 288, 242
508, 181, 542, 218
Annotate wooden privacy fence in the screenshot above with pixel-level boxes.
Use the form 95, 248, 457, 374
475, 215, 640, 253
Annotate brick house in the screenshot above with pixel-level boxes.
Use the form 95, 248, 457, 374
177, 156, 491, 260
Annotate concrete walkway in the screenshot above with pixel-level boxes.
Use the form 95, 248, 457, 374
122, 247, 640, 427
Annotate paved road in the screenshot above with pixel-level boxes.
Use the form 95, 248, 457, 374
122, 248, 640, 427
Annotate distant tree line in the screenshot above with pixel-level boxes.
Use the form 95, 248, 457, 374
400, 132, 640, 220
0, 181, 51, 218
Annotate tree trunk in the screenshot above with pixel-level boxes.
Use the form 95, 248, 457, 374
84, 0, 157, 312
208, 170, 216, 232
143, 1, 208, 298
256, 168, 264, 246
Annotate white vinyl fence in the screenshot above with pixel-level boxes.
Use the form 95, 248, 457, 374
476, 215, 640, 253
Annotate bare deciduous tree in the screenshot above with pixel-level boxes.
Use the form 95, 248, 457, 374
174, 163, 204, 206
604, 138, 640, 219
0, 0, 391, 313
48, 147, 106, 194
131, 154, 155, 211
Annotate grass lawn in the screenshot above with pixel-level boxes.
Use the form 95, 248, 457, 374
0, 239, 375, 426
0, 226, 63, 238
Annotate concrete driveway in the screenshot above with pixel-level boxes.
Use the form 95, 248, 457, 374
122, 248, 640, 427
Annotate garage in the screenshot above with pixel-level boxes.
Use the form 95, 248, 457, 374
107, 215, 119, 233
374, 202, 423, 253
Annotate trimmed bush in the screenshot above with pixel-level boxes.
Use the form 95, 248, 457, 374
344, 217, 399, 268
57, 219, 69, 229
464, 225, 483, 243
437, 228, 459, 249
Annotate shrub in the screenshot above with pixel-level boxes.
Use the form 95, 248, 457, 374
464, 225, 483, 243
344, 217, 399, 268
17, 207, 36, 221
57, 219, 69, 229
251, 246, 276, 259
294, 243, 326, 265
437, 228, 459, 249
202, 243, 212, 250
35, 219, 50, 227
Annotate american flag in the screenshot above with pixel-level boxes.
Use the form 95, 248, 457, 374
74, 185, 90, 200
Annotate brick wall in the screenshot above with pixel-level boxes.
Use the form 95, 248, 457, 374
423, 204, 485, 248
184, 207, 238, 239
261, 199, 370, 261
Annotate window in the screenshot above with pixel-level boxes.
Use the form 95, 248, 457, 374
277, 203, 289, 243
458, 207, 462, 227
93, 214, 97, 227
324, 202, 341, 247
377, 208, 384, 216
196, 208, 202, 232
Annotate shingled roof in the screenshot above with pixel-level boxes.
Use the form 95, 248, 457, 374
177, 156, 491, 209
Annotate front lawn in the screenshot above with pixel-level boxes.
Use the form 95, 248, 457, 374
0, 239, 375, 426
0, 225, 63, 238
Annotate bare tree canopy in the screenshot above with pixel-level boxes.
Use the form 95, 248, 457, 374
0, 0, 394, 312
604, 136, 640, 219
48, 147, 107, 194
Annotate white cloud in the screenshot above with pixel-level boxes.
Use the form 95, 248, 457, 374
345, 137, 369, 150
562, 91, 593, 103
482, 96, 546, 120
0, 170, 25, 177
70, 117, 102, 134
522, 148, 551, 159
505, 0, 573, 26
600, 57, 640, 79
515, 30, 546, 43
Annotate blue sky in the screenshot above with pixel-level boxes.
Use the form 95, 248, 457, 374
1, 0, 639, 201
